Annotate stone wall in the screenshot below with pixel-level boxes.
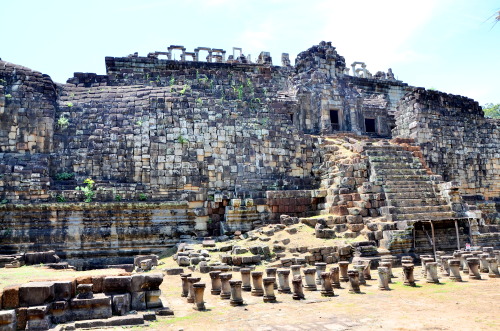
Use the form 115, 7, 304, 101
0, 202, 200, 269
393, 89, 500, 199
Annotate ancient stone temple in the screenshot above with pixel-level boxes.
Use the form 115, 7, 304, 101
0, 41, 498, 267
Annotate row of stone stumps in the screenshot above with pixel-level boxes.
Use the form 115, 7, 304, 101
176, 247, 499, 310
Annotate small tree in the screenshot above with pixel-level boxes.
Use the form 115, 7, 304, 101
482, 103, 500, 118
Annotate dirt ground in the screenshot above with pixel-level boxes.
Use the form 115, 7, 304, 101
151, 266, 500, 331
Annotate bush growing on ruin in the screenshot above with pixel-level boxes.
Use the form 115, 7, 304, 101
482, 103, 500, 118
75, 178, 95, 203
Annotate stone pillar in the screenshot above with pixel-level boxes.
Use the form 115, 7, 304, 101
347, 270, 361, 294
381, 257, 396, 278
495, 250, 500, 264
453, 251, 463, 270
380, 262, 393, 284
292, 276, 305, 300
263, 277, 277, 303
229, 280, 244, 306
440, 255, 453, 277
448, 259, 462, 282
360, 259, 372, 280
320, 272, 335, 297
486, 258, 500, 278
265, 267, 278, 289
240, 268, 252, 292
303, 268, 317, 291
180, 273, 191, 297
353, 264, 366, 285
330, 266, 341, 289
219, 273, 232, 299
482, 246, 494, 257
479, 253, 490, 273
291, 265, 302, 278
420, 257, 434, 278
193, 283, 206, 311
187, 277, 201, 303
251, 271, 264, 296
209, 271, 222, 295
425, 262, 439, 283
378, 267, 390, 290
339, 261, 349, 282
467, 257, 481, 280
402, 263, 415, 286
461, 254, 473, 274
277, 269, 291, 294
315, 263, 327, 285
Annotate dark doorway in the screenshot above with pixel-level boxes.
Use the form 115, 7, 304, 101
330, 110, 339, 131
365, 118, 376, 133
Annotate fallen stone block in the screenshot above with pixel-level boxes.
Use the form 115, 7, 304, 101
73, 314, 145, 329
19, 282, 55, 307
130, 274, 163, 292
54, 281, 73, 301
134, 255, 158, 267
103, 276, 131, 294
92, 275, 105, 293
69, 293, 112, 321
50, 300, 70, 324
163, 267, 184, 275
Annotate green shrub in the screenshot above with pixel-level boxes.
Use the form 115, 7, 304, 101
75, 178, 95, 202
138, 193, 148, 201
55, 172, 74, 180
57, 116, 69, 128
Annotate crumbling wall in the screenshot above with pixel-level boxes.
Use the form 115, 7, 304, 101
394, 89, 500, 199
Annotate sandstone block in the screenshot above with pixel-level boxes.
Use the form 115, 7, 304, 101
50, 301, 69, 324
134, 255, 158, 267
112, 293, 131, 316
54, 281, 73, 301
146, 290, 162, 309
19, 282, 55, 307
130, 274, 163, 292
26, 305, 50, 330
92, 275, 105, 293
69, 293, 112, 321
103, 276, 131, 294
130, 291, 146, 311
1, 286, 19, 309
0, 309, 16, 331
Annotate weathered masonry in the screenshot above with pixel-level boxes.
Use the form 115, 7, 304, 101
0, 42, 498, 266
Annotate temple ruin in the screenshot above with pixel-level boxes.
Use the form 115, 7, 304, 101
0, 41, 498, 270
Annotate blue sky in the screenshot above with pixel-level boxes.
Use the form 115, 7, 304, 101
2, 0, 499, 104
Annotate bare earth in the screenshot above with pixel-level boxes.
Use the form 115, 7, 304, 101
152, 266, 500, 331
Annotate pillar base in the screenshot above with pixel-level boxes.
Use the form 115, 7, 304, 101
263, 295, 276, 303
449, 276, 462, 282
292, 294, 305, 300
469, 275, 481, 280
488, 274, 499, 278
194, 303, 206, 311
332, 283, 341, 289
251, 289, 264, 297
242, 286, 252, 292
303, 285, 317, 291
211, 289, 221, 295
230, 299, 244, 306
403, 281, 416, 287
320, 290, 334, 297
278, 288, 291, 294
220, 293, 231, 299
187, 298, 194, 303
349, 288, 361, 294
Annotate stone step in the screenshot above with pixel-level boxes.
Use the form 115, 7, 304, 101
373, 168, 428, 176
387, 198, 448, 207
393, 211, 456, 221
365, 150, 414, 157
369, 161, 422, 169
369, 155, 421, 163
362, 145, 406, 151
386, 192, 438, 199
383, 185, 436, 193
380, 205, 452, 215
373, 175, 431, 182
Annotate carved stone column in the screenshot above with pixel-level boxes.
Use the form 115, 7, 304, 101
219, 273, 233, 299
380, 261, 393, 284
467, 257, 481, 280
425, 262, 439, 283
479, 254, 490, 273
420, 257, 434, 278
315, 263, 327, 285
461, 253, 473, 274
486, 257, 500, 278
347, 270, 361, 294
263, 277, 277, 303
187, 277, 201, 303
193, 283, 206, 311
320, 272, 335, 297
339, 261, 349, 282
209, 271, 222, 295
453, 251, 463, 270
377, 267, 390, 290
180, 273, 192, 297
440, 255, 453, 277
303, 268, 317, 291
251, 271, 264, 296
240, 268, 252, 292
266, 267, 278, 289
353, 264, 366, 285
292, 276, 305, 300
360, 259, 372, 280
277, 269, 291, 294
448, 259, 462, 282
330, 266, 341, 289
229, 280, 244, 306
402, 263, 415, 286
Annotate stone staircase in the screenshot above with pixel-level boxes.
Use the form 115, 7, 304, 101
365, 144, 456, 222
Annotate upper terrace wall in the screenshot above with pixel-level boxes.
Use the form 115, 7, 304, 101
394, 89, 500, 199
